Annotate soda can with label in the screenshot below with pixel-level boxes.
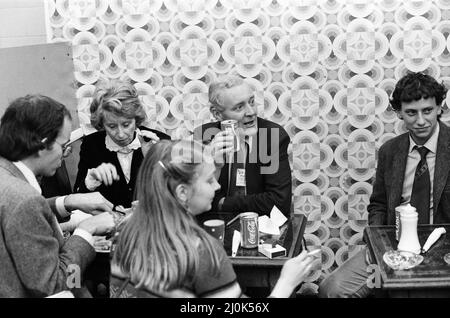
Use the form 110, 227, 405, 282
220, 119, 240, 152
240, 212, 258, 248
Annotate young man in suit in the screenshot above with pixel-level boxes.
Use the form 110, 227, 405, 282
193, 75, 292, 217
319, 72, 450, 297
0, 95, 116, 297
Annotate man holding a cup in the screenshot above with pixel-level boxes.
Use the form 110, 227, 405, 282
193, 75, 292, 218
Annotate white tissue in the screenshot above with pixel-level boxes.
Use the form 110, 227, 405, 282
270, 205, 288, 227
258, 206, 288, 235
232, 230, 241, 257
422, 227, 446, 253
258, 215, 280, 235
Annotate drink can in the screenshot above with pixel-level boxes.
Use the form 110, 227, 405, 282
220, 119, 240, 152
239, 212, 258, 248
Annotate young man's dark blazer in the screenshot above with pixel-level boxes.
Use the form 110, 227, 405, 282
74, 126, 170, 208
194, 117, 292, 217
368, 121, 450, 225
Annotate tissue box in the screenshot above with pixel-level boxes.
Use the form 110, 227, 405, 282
258, 244, 286, 259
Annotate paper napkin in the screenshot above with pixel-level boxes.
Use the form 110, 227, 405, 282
270, 205, 288, 227
258, 205, 288, 235
258, 215, 280, 235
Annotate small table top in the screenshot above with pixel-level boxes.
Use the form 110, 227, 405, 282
198, 213, 306, 267
364, 224, 450, 290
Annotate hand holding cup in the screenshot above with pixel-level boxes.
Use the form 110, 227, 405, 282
209, 131, 235, 168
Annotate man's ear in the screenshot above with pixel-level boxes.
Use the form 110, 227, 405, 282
36, 145, 49, 158
396, 111, 403, 120
210, 106, 223, 121
175, 183, 191, 206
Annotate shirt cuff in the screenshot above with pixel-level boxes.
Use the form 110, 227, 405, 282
56, 196, 72, 218
85, 169, 102, 191
73, 228, 95, 247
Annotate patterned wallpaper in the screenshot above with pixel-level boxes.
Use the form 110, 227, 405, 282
45, 0, 450, 295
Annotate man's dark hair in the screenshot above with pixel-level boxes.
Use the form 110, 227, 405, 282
390, 72, 448, 112
0, 94, 71, 161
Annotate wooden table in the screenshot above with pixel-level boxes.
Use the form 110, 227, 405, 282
198, 213, 306, 297
87, 213, 307, 298
364, 224, 450, 297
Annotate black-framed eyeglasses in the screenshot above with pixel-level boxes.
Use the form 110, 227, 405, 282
54, 140, 72, 157
41, 137, 72, 158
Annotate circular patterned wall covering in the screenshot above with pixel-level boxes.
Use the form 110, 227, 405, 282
45, 0, 450, 295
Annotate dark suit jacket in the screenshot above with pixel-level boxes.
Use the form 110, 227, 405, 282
368, 122, 450, 225
0, 157, 95, 297
193, 117, 292, 217
74, 126, 170, 208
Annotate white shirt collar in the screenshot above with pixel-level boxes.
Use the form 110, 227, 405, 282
105, 131, 141, 153
408, 123, 440, 154
12, 161, 42, 194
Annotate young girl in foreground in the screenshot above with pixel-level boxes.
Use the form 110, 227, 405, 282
110, 139, 315, 297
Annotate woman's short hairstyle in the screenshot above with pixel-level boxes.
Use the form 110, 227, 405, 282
208, 75, 246, 113
113, 139, 220, 293
0, 94, 71, 161
390, 72, 448, 112
90, 79, 146, 130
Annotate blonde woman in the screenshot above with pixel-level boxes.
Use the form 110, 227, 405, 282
110, 140, 316, 297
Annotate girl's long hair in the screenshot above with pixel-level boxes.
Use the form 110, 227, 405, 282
112, 139, 221, 292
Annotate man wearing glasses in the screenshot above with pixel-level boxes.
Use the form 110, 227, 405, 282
39, 136, 74, 198
0, 94, 116, 297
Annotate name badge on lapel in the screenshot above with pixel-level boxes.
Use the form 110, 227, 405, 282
236, 168, 246, 187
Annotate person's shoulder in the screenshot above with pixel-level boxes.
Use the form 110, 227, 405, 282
0, 157, 18, 176
379, 132, 408, 152
439, 121, 450, 135
78, 131, 107, 154
258, 117, 286, 130
0, 177, 47, 217
0, 160, 39, 198
257, 117, 289, 138
139, 126, 171, 140
0, 176, 38, 200
82, 130, 106, 143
